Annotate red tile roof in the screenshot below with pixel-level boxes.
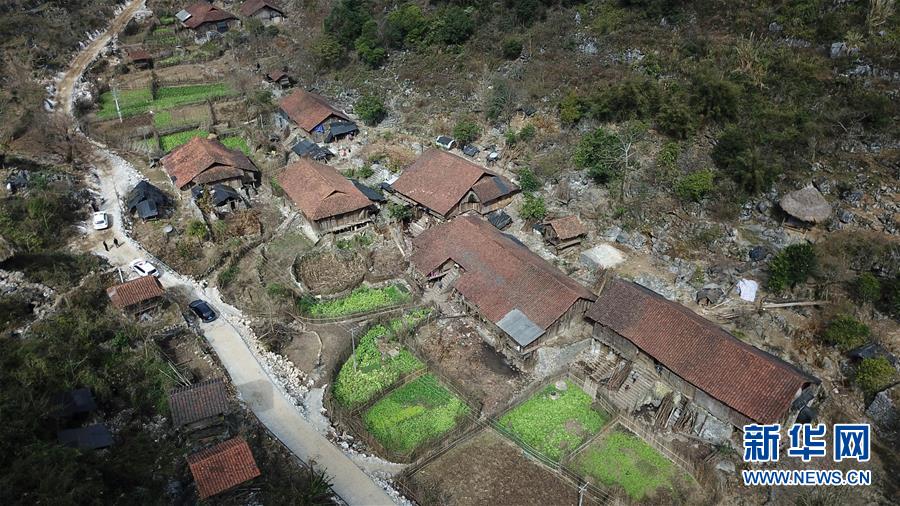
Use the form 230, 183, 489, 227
412, 216, 595, 332
126, 47, 152, 61
162, 137, 258, 190
277, 159, 372, 220
392, 149, 518, 217
278, 89, 348, 132
169, 378, 230, 427
188, 437, 260, 499
239, 0, 284, 17
586, 279, 818, 424
107, 275, 165, 309
183, 2, 237, 29
547, 215, 588, 240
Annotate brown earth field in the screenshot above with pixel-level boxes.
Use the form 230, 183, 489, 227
407, 428, 602, 506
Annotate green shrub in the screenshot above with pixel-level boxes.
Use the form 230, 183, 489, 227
518, 123, 536, 141
712, 125, 774, 194
502, 37, 523, 59
516, 167, 541, 193
519, 194, 547, 221
324, 0, 373, 47
657, 94, 697, 139
855, 357, 895, 396
354, 19, 386, 68
575, 128, 621, 184
674, 169, 715, 202
821, 315, 870, 351
689, 68, 741, 122
588, 78, 660, 122
505, 129, 518, 146
384, 4, 428, 49
452, 119, 480, 145
486, 79, 512, 121
559, 91, 585, 125
767, 243, 816, 292
388, 203, 412, 222
186, 220, 208, 240
852, 273, 882, 304
312, 35, 345, 68
217, 265, 238, 287
431, 6, 474, 45
356, 95, 386, 125
266, 283, 289, 299
657, 141, 680, 172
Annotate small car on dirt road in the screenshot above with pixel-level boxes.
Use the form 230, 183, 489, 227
92, 211, 110, 230
130, 259, 159, 277
188, 300, 218, 323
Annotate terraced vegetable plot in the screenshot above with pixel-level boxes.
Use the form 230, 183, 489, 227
159, 129, 209, 152
498, 381, 608, 461
572, 429, 689, 501
221, 136, 251, 155
299, 284, 411, 318
364, 374, 469, 454
97, 83, 234, 120
333, 311, 431, 408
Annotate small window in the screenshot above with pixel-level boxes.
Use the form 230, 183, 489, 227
216, 21, 229, 33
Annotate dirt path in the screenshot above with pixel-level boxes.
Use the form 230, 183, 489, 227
55, 2, 396, 504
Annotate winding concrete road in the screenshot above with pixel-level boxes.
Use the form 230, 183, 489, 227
56, 2, 395, 504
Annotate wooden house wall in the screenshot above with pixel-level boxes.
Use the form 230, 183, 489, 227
311, 208, 372, 233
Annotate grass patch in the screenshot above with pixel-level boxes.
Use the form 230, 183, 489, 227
298, 284, 410, 317
97, 83, 233, 120
573, 430, 685, 501
363, 374, 469, 454
333, 310, 431, 408
499, 381, 608, 461
221, 136, 251, 155
159, 129, 209, 152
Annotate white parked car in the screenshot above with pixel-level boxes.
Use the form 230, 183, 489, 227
92, 211, 110, 230
130, 259, 160, 277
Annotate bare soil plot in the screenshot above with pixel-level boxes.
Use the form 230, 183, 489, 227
414, 318, 530, 416
407, 428, 594, 506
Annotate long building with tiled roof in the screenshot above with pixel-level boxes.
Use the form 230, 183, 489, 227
169, 378, 230, 427
162, 136, 259, 190
585, 278, 819, 427
411, 215, 595, 364
107, 275, 165, 312
389, 149, 519, 219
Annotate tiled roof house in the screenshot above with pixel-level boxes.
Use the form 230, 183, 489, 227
188, 437, 261, 499
162, 137, 259, 190
180, 2, 238, 30
169, 378, 230, 427
542, 215, 589, 252
277, 159, 375, 234
585, 278, 819, 427
278, 89, 349, 134
107, 275, 165, 313
239, 0, 285, 23
390, 149, 519, 219
411, 215, 595, 362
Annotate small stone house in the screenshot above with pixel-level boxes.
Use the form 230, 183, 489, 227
277, 158, 377, 235
389, 149, 519, 221
239, 0, 286, 24
541, 215, 588, 253
107, 275, 166, 315
125, 47, 153, 69
411, 216, 596, 368
583, 278, 820, 436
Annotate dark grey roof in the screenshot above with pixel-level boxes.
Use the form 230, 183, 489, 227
497, 308, 545, 347
52, 388, 97, 418
58, 423, 113, 450
848, 343, 884, 361
462, 145, 479, 157
291, 139, 333, 160
436, 135, 454, 145
351, 180, 386, 202
136, 200, 159, 220
502, 233, 527, 248
487, 210, 512, 230
193, 184, 242, 206
325, 121, 359, 143
127, 181, 169, 215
